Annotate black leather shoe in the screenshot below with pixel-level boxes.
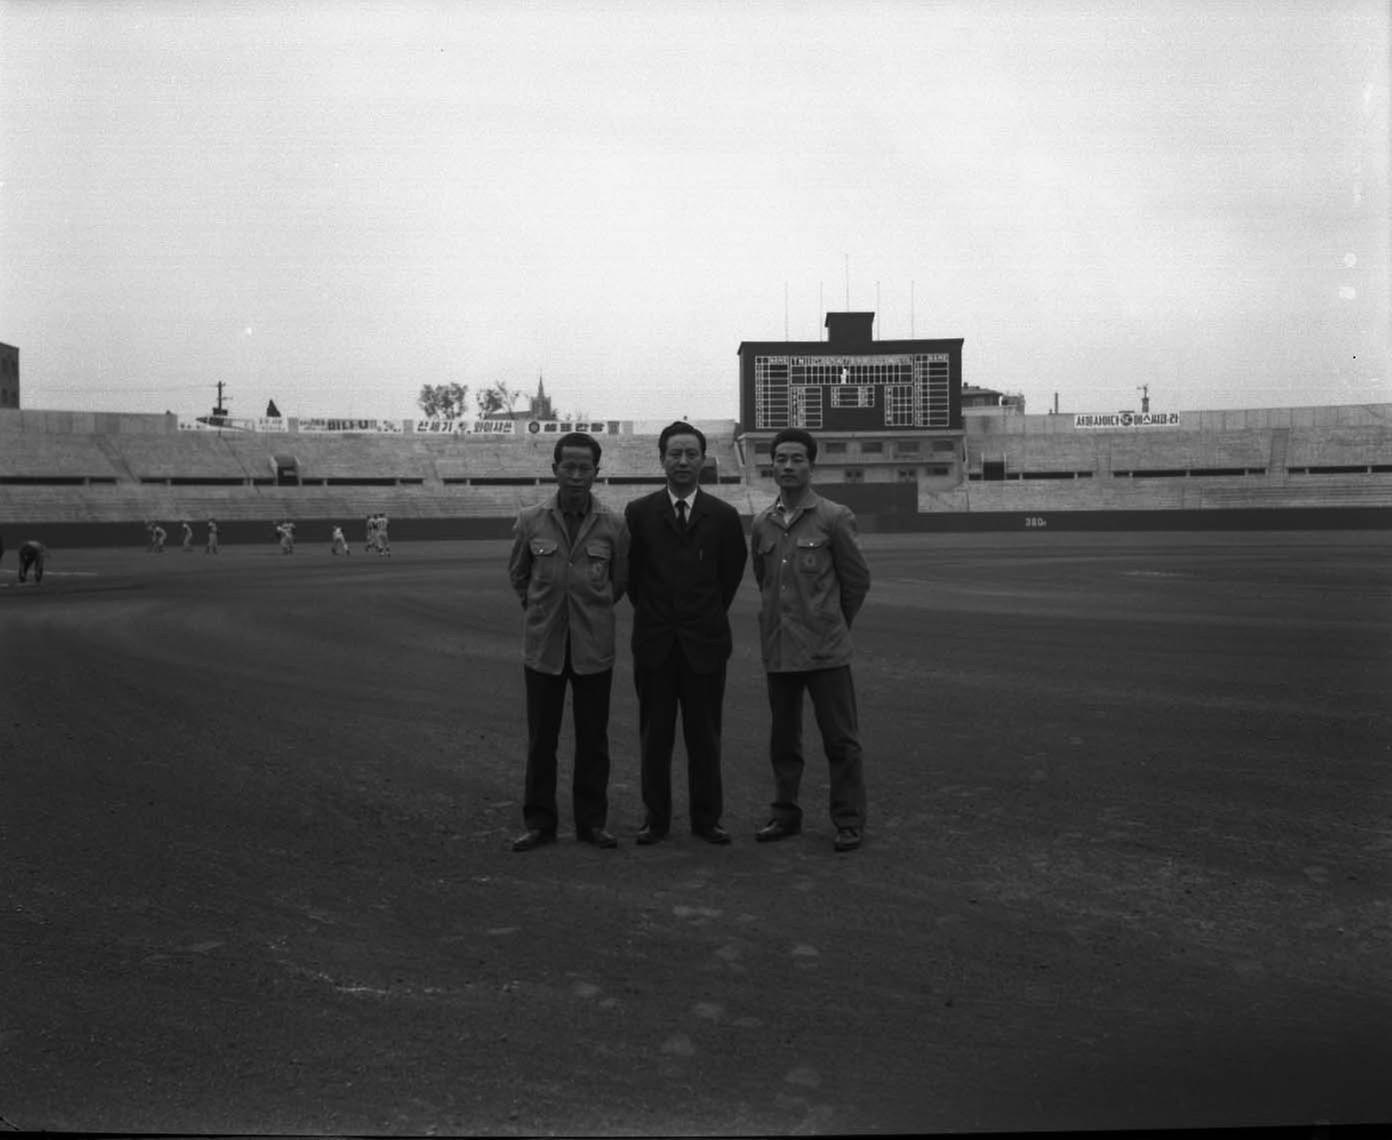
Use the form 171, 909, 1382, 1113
834, 827, 862, 852
635, 824, 666, 846
693, 824, 732, 845
511, 828, 557, 852
578, 827, 618, 849
755, 818, 801, 843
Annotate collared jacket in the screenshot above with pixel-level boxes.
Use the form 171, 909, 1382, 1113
508, 494, 629, 676
750, 490, 870, 673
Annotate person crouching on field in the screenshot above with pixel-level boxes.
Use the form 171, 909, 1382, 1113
18, 539, 47, 583
330, 525, 350, 556
506, 431, 629, 852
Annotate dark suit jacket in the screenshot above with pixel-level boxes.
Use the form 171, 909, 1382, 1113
625, 488, 748, 674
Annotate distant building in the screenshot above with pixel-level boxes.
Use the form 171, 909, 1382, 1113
962, 384, 1025, 415
0, 342, 19, 409
486, 373, 555, 423
529, 374, 554, 420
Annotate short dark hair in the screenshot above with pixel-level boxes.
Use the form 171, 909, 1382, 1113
659, 420, 706, 456
771, 428, 818, 463
553, 431, 602, 466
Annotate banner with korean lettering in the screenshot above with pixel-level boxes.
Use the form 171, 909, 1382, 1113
298, 418, 405, 433
1073, 412, 1181, 429
179, 416, 288, 432
525, 420, 610, 435
413, 419, 518, 435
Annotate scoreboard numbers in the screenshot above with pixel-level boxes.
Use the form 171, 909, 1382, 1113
751, 353, 952, 432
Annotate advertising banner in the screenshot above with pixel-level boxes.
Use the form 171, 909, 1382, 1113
298, 418, 405, 434
413, 419, 518, 435
179, 416, 288, 433
524, 420, 610, 435
1074, 412, 1181, 429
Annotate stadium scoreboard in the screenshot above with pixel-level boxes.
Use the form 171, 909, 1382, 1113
738, 315, 963, 434
751, 352, 952, 431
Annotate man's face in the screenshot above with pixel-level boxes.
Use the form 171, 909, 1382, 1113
661, 433, 704, 492
773, 441, 814, 495
553, 445, 598, 494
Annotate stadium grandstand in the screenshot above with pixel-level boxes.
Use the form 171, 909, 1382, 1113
3, 314, 1392, 545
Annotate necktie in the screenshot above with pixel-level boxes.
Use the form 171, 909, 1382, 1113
676, 499, 688, 529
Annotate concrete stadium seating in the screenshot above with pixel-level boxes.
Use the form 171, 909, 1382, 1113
968, 434, 1102, 472
108, 433, 257, 480
0, 432, 122, 480
1106, 430, 1271, 471
4, 403, 1391, 532
214, 433, 439, 481
1286, 426, 1390, 468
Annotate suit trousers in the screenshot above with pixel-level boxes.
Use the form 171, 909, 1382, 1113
765, 665, 866, 829
634, 647, 726, 833
522, 662, 612, 835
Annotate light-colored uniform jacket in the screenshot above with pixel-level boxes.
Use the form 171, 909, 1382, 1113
508, 494, 629, 676
750, 490, 870, 673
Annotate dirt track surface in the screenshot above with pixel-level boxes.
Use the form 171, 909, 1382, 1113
3, 532, 1390, 1136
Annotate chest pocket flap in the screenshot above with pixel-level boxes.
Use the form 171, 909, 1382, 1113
795, 535, 828, 571
585, 541, 611, 585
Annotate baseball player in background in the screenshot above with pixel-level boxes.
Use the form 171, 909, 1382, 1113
18, 539, 47, 583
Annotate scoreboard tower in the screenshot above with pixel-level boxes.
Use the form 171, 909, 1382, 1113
737, 312, 964, 498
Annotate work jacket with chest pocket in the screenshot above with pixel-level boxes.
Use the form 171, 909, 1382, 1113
508, 496, 629, 675
750, 491, 870, 673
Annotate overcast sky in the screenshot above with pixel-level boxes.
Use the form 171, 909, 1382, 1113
1, 0, 1386, 424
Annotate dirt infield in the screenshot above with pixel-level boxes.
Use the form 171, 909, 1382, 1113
3, 532, 1390, 1135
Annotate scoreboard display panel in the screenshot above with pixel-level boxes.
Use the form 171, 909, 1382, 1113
749, 352, 953, 432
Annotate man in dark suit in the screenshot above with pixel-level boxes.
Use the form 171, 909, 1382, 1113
625, 421, 748, 845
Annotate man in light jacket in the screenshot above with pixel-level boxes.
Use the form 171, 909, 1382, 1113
750, 428, 871, 852
507, 432, 629, 852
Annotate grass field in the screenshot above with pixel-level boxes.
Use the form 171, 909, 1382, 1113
3, 532, 1390, 1135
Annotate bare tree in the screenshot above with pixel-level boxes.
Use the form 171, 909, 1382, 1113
476, 382, 522, 418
